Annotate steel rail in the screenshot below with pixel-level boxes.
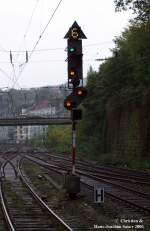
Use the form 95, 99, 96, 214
18, 158, 73, 231
50, 154, 150, 185
26, 155, 150, 214
26, 155, 64, 174
0, 163, 16, 231
27, 154, 150, 199
80, 180, 150, 214
76, 170, 150, 199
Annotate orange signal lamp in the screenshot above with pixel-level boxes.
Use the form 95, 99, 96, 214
76, 89, 83, 96
64, 100, 73, 110
69, 70, 76, 77
66, 101, 71, 107
75, 87, 87, 97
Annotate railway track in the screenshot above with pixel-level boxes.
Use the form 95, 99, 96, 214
79, 172, 150, 214
49, 154, 150, 183
28, 153, 150, 198
50, 158, 150, 198
22, 154, 150, 230
0, 162, 7, 230
26, 154, 150, 215
21, 157, 108, 231
28, 149, 150, 185
1, 146, 150, 230
0, 155, 73, 231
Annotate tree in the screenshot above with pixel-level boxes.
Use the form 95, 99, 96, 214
114, 0, 150, 22
78, 20, 150, 156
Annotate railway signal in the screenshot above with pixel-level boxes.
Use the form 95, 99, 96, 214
64, 21, 86, 89
64, 22, 87, 196
64, 87, 87, 110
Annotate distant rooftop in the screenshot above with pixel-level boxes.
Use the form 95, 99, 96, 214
31, 100, 50, 111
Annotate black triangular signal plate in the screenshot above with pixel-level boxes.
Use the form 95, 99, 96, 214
64, 21, 87, 39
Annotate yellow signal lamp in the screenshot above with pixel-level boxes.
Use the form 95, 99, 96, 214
69, 70, 76, 77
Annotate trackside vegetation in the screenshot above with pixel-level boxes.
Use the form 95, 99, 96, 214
32, 3, 150, 170
34, 20, 150, 171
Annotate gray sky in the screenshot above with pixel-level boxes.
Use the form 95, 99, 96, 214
0, 0, 132, 89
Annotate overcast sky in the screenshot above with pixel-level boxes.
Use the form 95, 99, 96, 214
0, 0, 132, 89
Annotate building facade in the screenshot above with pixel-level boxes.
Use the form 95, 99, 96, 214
16, 100, 55, 143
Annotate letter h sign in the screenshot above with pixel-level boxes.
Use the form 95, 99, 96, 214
94, 187, 104, 203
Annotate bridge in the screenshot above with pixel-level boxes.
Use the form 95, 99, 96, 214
0, 117, 72, 126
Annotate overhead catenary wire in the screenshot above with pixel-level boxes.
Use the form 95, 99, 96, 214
29, 0, 63, 57
15, 0, 40, 61
7, 0, 40, 89
0, 41, 113, 53
0, 54, 148, 65
11, 63, 17, 85
0, 66, 15, 89
12, 0, 64, 89
0, 66, 21, 89
0, 67, 12, 83
24, 0, 40, 40
9, 51, 18, 87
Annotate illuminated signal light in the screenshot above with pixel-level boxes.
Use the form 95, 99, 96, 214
76, 89, 83, 96
70, 71, 75, 76
69, 70, 76, 77
64, 87, 87, 110
75, 87, 87, 97
64, 100, 74, 110
66, 101, 71, 107
69, 47, 76, 53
